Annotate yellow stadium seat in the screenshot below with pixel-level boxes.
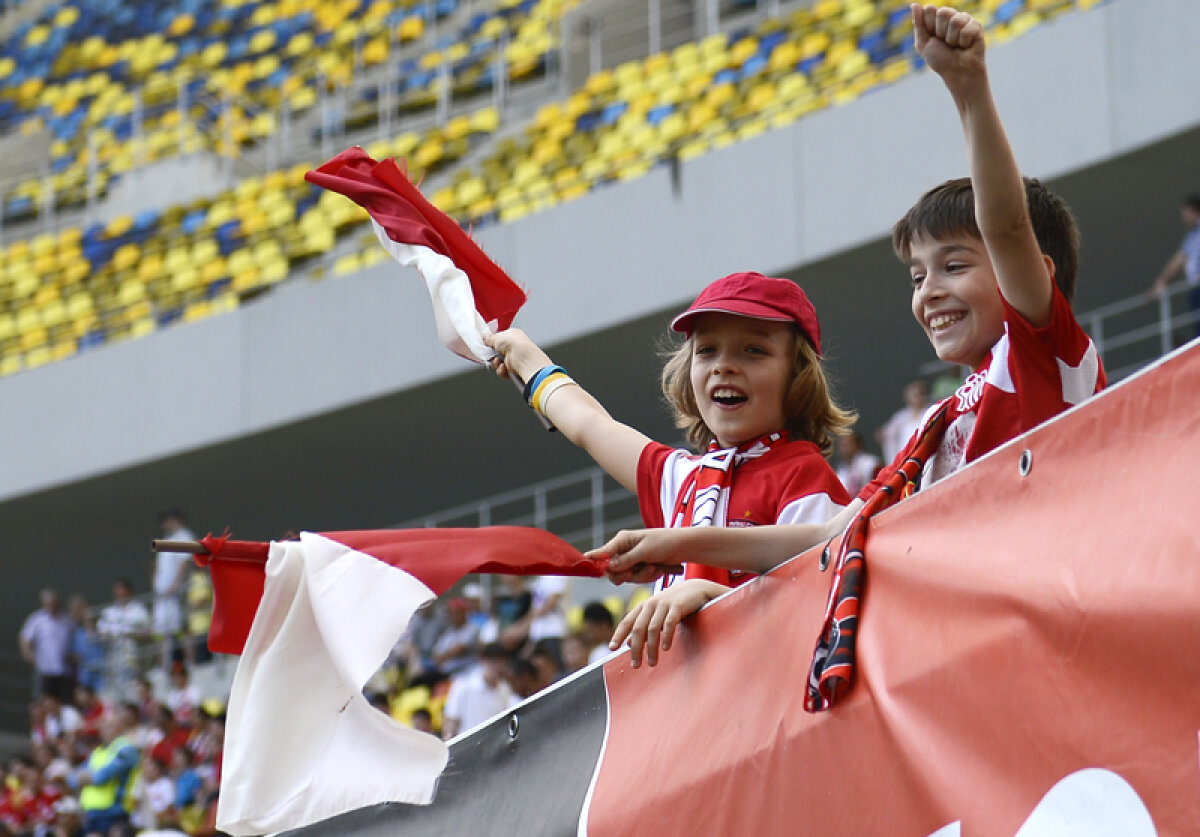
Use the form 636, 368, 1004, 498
843, 0, 875, 28
729, 37, 758, 68
12, 273, 39, 301
332, 254, 362, 276
172, 266, 201, 294
566, 605, 583, 633
285, 31, 314, 58
499, 201, 529, 224
182, 300, 212, 323
0, 355, 22, 377
444, 115, 472, 141
201, 41, 227, 68
167, 12, 195, 37
397, 15, 424, 41
211, 292, 239, 314
260, 257, 289, 284
21, 327, 48, 352
249, 28, 277, 55
200, 257, 228, 285
0, 314, 15, 341
40, 300, 67, 330
131, 317, 156, 339
232, 267, 261, 292
304, 227, 335, 256
677, 136, 707, 162
51, 340, 76, 362
112, 244, 140, 273
24, 346, 52, 369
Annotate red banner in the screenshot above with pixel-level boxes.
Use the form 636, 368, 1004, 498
587, 341, 1200, 835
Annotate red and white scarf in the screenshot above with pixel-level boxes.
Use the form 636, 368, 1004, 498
660, 431, 787, 588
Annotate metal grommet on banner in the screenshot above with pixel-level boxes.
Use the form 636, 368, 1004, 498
507, 713, 519, 740
819, 539, 834, 572
1019, 449, 1033, 477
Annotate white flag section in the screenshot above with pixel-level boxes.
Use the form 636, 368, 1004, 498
370, 218, 496, 364
217, 532, 449, 836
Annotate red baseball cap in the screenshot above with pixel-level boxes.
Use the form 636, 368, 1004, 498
670, 272, 822, 355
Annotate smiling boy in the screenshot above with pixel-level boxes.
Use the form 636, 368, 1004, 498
599, 5, 1108, 666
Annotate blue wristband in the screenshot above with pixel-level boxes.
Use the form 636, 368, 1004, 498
523, 364, 566, 404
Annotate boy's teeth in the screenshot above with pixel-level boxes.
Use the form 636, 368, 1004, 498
929, 313, 965, 330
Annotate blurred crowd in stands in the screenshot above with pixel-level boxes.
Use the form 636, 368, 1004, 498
369, 575, 625, 742
12, 512, 225, 837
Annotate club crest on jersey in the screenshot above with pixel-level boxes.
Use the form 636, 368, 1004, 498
954, 371, 987, 412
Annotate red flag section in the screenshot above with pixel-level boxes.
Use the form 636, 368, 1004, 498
196, 527, 604, 655
584, 341, 1200, 835
304, 147, 525, 332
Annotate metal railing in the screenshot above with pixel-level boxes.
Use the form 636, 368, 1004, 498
398, 466, 644, 551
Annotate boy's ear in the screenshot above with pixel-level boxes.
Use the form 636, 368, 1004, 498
1042, 254, 1056, 281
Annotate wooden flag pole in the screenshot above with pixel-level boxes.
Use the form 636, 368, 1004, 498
152, 539, 208, 554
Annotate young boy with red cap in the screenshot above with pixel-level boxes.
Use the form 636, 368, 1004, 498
486, 270, 855, 595
597, 5, 1106, 678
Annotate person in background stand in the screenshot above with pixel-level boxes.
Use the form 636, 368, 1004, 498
877, 378, 930, 463
1147, 194, 1200, 341
833, 431, 882, 498
153, 509, 196, 669
98, 579, 149, 701
19, 589, 74, 704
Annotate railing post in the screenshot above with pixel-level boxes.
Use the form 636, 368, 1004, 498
1158, 291, 1172, 356
589, 17, 601, 76
41, 172, 54, 235
318, 80, 332, 160
177, 75, 188, 156
1088, 313, 1103, 362
591, 469, 605, 549
437, 58, 450, 126
280, 100, 291, 161
649, 0, 661, 57
535, 488, 547, 530
494, 32, 508, 116
86, 133, 98, 226
223, 94, 234, 186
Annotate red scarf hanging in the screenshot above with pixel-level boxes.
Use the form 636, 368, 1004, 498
805, 402, 950, 712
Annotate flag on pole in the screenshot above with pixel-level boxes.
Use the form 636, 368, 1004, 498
200, 527, 604, 836
305, 147, 526, 363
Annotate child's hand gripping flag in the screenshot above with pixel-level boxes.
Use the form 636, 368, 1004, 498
305, 147, 525, 363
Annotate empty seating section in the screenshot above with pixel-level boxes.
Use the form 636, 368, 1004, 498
0, 0, 573, 223
421, 0, 1091, 226
0, 0, 1097, 377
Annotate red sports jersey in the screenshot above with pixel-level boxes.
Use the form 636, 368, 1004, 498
638, 437, 849, 587
863, 287, 1105, 498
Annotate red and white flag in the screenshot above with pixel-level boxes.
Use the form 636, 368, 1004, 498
305, 147, 526, 363
202, 527, 604, 836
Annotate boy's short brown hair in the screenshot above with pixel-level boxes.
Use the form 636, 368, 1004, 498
660, 326, 855, 454
891, 177, 1080, 304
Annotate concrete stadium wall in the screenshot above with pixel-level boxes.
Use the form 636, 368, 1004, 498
2, 0, 1194, 503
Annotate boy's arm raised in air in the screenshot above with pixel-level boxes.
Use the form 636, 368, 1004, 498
913, 4, 1054, 326
591, 499, 865, 584
485, 329, 651, 493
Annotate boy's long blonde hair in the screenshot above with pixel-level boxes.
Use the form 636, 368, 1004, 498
660, 326, 856, 455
